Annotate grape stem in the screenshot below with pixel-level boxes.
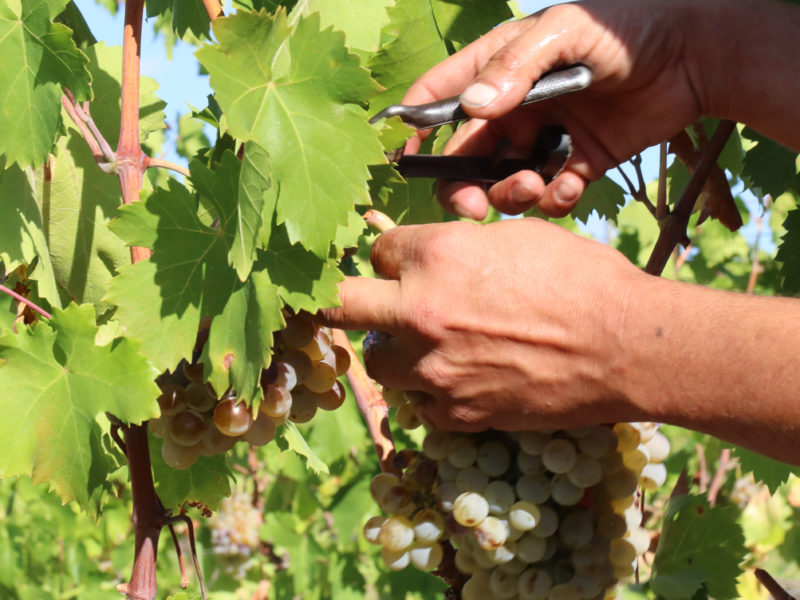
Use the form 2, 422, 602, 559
644, 120, 736, 275
202, 0, 224, 20
332, 328, 400, 475
754, 568, 796, 600
0, 283, 52, 320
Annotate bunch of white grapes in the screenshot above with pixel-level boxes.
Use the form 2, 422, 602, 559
150, 313, 350, 469
210, 492, 262, 578
364, 392, 670, 600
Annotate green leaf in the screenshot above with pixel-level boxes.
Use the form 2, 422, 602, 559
572, 175, 626, 225
731, 446, 800, 495
0, 303, 160, 514
296, 0, 393, 52
776, 205, 800, 294
279, 422, 329, 475
741, 127, 799, 199
367, 0, 449, 114
430, 0, 512, 49
263, 224, 344, 313
145, 0, 210, 39
651, 495, 746, 600
0, 163, 62, 309
197, 10, 384, 257
107, 180, 284, 403
0, 0, 92, 168
148, 436, 233, 511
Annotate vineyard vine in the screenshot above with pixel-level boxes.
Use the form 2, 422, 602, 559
0, 0, 799, 599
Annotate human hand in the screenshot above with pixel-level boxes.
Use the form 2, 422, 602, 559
319, 218, 648, 432
402, 0, 715, 220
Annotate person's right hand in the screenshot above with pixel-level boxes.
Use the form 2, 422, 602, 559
401, 0, 723, 220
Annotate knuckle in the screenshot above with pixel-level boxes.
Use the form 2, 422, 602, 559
486, 44, 525, 75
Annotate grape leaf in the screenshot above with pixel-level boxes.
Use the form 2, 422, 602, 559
731, 446, 800, 495
776, 206, 800, 294
571, 175, 626, 225
0, 163, 62, 309
145, 0, 210, 40
367, 0, 449, 114
148, 436, 233, 511
0, 303, 160, 514
196, 10, 384, 257
190, 146, 273, 281
0, 0, 92, 168
263, 224, 344, 313
651, 495, 746, 600
741, 128, 799, 199
430, 0, 512, 49
278, 422, 329, 475
107, 180, 284, 404
296, 0, 393, 52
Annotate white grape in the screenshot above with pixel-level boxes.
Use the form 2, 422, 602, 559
608, 537, 636, 567
623, 505, 643, 531
516, 473, 551, 504
603, 468, 639, 499
382, 387, 407, 408
473, 516, 508, 550
409, 542, 443, 571
612, 423, 641, 452
422, 430, 454, 460
558, 509, 594, 549
484, 480, 516, 515
644, 431, 670, 463
454, 547, 480, 575
517, 431, 550, 455
476, 441, 511, 477
516, 533, 547, 562
639, 461, 667, 489
448, 436, 479, 468
453, 492, 490, 527
599, 450, 624, 475
456, 466, 489, 494
437, 458, 459, 482
595, 511, 627, 539
377, 484, 415, 516
548, 582, 581, 600
518, 567, 552, 600
627, 526, 651, 554
630, 421, 658, 444
621, 444, 650, 474
571, 543, 608, 576
508, 501, 541, 531
377, 516, 414, 551
566, 455, 603, 488
381, 547, 410, 571
486, 541, 517, 565
461, 572, 492, 600
395, 401, 422, 430
530, 504, 559, 538
435, 481, 459, 512
411, 509, 444, 544
542, 438, 578, 473
551, 474, 585, 506
498, 557, 527, 575
517, 450, 544, 474
363, 515, 385, 544
489, 567, 519, 599
576, 426, 615, 458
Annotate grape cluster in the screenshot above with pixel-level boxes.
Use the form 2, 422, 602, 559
365, 393, 670, 600
209, 492, 262, 578
150, 313, 350, 469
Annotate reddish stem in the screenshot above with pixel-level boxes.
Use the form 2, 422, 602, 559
754, 568, 796, 600
118, 0, 151, 264
332, 329, 399, 475
201, 0, 224, 20
0, 283, 52, 320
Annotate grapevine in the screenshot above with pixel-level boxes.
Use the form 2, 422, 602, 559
0, 1, 797, 600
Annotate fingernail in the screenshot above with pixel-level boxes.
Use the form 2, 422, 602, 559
451, 201, 476, 219
510, 182, 537, 207
460, 82, 499, 108
554, 179, 578, 207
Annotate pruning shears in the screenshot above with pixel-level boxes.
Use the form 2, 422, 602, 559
370, 65, 592, 184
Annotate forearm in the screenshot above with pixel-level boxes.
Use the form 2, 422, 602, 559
686, 0, 800, 150
617, 276, 800, 464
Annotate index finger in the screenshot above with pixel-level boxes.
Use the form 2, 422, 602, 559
317, 277, 403, 332
401, 17, 532, 106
